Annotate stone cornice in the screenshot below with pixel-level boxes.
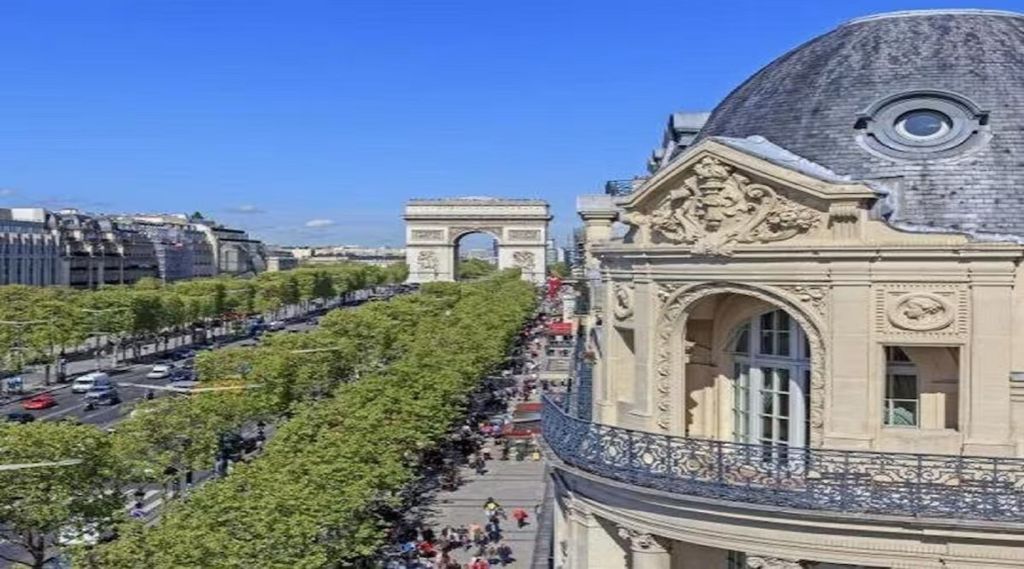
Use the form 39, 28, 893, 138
591, 243, 1024, 261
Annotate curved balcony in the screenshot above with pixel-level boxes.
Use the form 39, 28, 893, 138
542, 395, 1024, 523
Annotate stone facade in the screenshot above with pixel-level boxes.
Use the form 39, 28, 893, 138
555, 136, 1024, 569
403, 198, 550, 284
0, 208, 63, 286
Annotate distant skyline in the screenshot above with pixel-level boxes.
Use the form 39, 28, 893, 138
2, 0, 1021, 246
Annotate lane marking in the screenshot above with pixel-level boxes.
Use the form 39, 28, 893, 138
37, 401, 89, 421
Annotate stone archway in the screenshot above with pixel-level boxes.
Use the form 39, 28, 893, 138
403, 198, 551, 284
655, 281, 829, 446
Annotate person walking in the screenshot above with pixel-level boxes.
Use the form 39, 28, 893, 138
511, 507, 529, 529
483, 497, 501, 516
485, 518, 501, 543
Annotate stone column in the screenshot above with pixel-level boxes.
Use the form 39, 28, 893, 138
617, 526, 671, 569
746, 556, 804, 569
561, 505, 626, 569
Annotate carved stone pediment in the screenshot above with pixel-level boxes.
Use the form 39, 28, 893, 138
623, 155, 825, 255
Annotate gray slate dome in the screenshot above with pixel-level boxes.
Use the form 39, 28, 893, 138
697, 10, 1024, 238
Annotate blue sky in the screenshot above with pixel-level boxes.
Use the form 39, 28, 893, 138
1, 0, 1021, 246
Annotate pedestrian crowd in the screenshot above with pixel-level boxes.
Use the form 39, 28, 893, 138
381, 303, 557, 568
384, 496, 533, 568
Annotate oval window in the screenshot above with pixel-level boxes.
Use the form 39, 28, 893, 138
894, 110, 951, 141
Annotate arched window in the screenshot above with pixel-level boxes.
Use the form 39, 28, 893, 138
730, 309, 810, 449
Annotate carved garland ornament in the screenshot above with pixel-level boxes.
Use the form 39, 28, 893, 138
624, 156, 821, 255
656, 282, 827, 446
781, 285, 829, 318
746, 557, 805, 569
612, 282, 634, 321
616, 527, 668, 553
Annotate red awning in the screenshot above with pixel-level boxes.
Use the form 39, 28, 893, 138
546, 322, 573, 336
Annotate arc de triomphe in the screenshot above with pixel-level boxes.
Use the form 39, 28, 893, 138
404, 198, 551, 285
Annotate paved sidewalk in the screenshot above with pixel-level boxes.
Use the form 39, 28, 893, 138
423, 456, 547, 568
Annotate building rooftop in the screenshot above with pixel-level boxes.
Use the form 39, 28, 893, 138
696, 9, 1024, 238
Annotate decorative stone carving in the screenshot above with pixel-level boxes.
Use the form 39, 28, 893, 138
889, 292, 953, 331
875, 284, 967, 338
410, 229, 444, 241
512, 251, 536, 269
624, 157, 821, 255
450, 226, 503, 243
562, 494, 590, 524
616, 526, 667, 553
507, 229, 541, 241
746, 556, 804, 569
656, 282, 826, 446
613, 282, 634, 321
782, 285, 828, 317
417, 250, 439, 271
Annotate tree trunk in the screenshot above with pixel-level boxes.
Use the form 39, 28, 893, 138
29, 530, 46, 569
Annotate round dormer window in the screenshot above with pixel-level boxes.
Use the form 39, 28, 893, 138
895, 110, 951, 140
856, 91, 989, 160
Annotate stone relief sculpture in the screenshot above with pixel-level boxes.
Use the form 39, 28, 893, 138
512, 251, 535, 269
889, 292, 953, 331
783, 285, 828, 317
507, 229, 541, 241
612, 282, 634, 321
410, 229, 444, 241
417, 250, 439, 272
623, 156, 821, 255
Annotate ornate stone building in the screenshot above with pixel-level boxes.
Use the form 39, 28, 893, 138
404, 197, 550, 284
546, 10, 1024, 569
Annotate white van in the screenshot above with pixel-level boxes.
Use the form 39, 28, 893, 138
71, 372, 111, 394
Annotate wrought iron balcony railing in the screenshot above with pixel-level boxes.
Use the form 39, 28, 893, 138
542, 395, 1024, 523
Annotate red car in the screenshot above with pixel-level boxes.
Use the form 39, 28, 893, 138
22, 393, 57, 410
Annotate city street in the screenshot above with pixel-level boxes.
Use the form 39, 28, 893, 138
0, 317, 319, 431
0, 288, 404, 568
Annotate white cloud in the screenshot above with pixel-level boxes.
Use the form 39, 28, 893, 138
304, 219, 335, 228
227, 204, 264, 214
0, 188, 15, 197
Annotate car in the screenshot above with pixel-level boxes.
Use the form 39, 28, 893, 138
84, 386, 120, 405
146, 364, 174, 379
167, 368, 193, 382
6, 412, 36, 423
71, 372, 111, 394
267, 320, 285, 331
22, 393, 57, 410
